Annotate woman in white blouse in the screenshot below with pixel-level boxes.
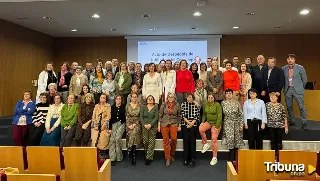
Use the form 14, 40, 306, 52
36, 62, 57, 103
40, 94, 64, 146
142, 63, 163, 104
161, 60, 176, 102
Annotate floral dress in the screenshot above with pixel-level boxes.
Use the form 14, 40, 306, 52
126, 103, 142, 147
221, 100, 245, 149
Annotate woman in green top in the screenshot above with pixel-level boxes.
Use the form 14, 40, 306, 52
60, 94, 79, 147
140, 95, 158, 165
114, 62, 132, 105
199, 93, 222, 166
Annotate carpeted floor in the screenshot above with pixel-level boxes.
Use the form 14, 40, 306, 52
111, 154, 227, 181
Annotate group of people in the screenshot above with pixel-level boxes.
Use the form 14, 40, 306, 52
12, 53, 308, 167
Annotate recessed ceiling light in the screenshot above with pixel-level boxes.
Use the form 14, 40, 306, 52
193, 12, 202, 17
71, 29, 78, 32
246, 12, 255, 15
233, 26, 240, 29
149, 28, 157, 31
274, 26, 282, 29
92, 14, 100, 19
110, 28, 116, 31
18, 17, 28, 20
142, 14, 151, 18
43, 16, 52, 20
300, 9, 310, 15
191, 27, 198, 30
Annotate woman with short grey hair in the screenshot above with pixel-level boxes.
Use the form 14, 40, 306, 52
69, 66, 88, 101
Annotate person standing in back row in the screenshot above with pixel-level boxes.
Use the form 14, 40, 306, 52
251, 55, 268, 99
282, 54, 308, 130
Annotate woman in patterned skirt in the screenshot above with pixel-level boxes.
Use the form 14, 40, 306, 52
221, 89, 244, 161
125, 93, 142, 166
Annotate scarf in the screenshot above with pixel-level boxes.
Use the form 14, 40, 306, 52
97, 71, 103, 84
59, 70, 68, 87
167, 101, 175, 115
76, 74, 82, 86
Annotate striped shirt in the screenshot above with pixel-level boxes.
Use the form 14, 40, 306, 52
181, 102, 200, 126
32, 103, 49, 124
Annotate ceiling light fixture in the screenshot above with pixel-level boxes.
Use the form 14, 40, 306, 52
300, 9, 310, 15
233, 26, 240, 29
149, 28, 157, 31
274, 26, 282, 29
191, 27, 198, 30
43, 16, 52, 20
142, 14, 151, 18
196, 0, 207, 7
92, 14, 100, 19
193, 12, 202, 17
71, 29, 78, 32
110, 28, 116, 31
246, 12, 255, 15
18, 17, 28, 20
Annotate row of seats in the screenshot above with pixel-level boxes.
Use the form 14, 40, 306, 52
227, 150, 320, 181
0, 146, 111, 181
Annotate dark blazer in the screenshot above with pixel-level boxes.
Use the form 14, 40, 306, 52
57, 71, 73, 92
251, 64, 268, 93
261, 66, 285, 93
109, 104, 126, 129
112, 66, 120, 78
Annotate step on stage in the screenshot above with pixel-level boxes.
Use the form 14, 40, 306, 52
1, 116, 320, 152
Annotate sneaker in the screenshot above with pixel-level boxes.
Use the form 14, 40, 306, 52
201, 143, 210, 153
210, 157, 218, 166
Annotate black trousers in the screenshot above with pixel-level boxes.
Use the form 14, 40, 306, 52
182, 125, 197, 161
27, 123, 45, 146
247, 119, 264, 150
269, 128, 284, 151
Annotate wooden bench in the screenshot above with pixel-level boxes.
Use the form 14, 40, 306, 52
6, 174, 59, 181
275, 150, 317, 179
0, 146, 27, 173
63, 147, 111, 181
26, 146, 65, 181
227, 149, 275, 181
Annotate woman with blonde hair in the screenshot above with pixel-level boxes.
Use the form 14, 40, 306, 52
207, 60, 223, 103
36, 62, 57, 103
75, 93, 95, 146
161, 60, 176, 102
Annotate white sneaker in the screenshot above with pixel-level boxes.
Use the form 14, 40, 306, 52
201, 143, 210, 153
210, 157, 218, 166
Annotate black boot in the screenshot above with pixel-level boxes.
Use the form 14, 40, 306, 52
126, 147, 132, 160
233, 148, 238, 161
229, 149, 234, 161
131, 145, 136, 166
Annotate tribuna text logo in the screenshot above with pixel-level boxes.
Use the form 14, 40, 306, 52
264, 162, 305, 177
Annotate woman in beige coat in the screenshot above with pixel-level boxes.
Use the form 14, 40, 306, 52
83, 93, 111, 159
69, 66, 88, 101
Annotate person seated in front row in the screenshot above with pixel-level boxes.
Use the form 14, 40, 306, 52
40, 95, 64, 146
60, 94, 79, 147
27, 93, 49, 146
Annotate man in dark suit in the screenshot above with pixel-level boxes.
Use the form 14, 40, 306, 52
251, 55, 268, 98
261, 57, 285, 103
111, 58, 120, 78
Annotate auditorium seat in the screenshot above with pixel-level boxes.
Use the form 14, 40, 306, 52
0, 146, 27, 173
63, 147, 111, 181
25, 147, 65, 181
6, 174, 59, 181
227, 149, 275, 181
276, 150, 317, 179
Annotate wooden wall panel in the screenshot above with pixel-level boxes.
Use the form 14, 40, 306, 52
53, 37, 127, 67
0, 19, 53, 116
221, 34, 320, 89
